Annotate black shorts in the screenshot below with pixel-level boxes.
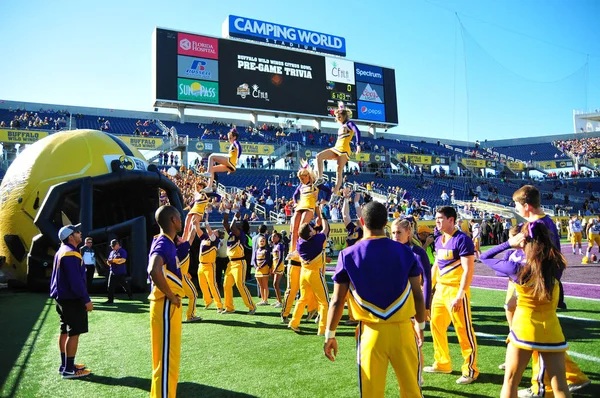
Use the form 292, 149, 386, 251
56, 299, 88, 336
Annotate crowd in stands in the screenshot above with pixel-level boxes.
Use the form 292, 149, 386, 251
1, 109, 68, 130
554, 137, 600, 161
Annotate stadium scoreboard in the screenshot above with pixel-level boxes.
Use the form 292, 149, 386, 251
153, 27, 398, 125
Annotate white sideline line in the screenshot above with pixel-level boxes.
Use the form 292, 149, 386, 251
475, 332, 600, 364
470, 286, 600, 301
473, 275, 600, 287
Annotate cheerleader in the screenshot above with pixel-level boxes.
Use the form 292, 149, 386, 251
315, 102, 361, 193
252, 235, 271, 305
287, 161, 331, 259
480, 221, 570, 398
201, 128, 241, 192
182, 180, 211, 240
270, 232, 285, 308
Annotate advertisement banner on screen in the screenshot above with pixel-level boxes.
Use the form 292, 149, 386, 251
396, 153, 432, 165
177, 79, 219, 104
357, 101, 385, 122
462, 158, 487, 168
355, 63, 384, 85
177, 33, 219, 59
325, 57, 355, 85
357, 82, 384, 103
224, 15, 346, 56
177, 56, 219, 81
218, 39, 325, 115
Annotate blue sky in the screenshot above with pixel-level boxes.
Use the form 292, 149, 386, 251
1, 0, 598, 142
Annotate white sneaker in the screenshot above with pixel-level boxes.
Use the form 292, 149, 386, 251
423, 366, 451, 374
201, 187, 213, 193
288, 323, 300, 332
568, 380, 591, 392
517, 388, 542, 398
456, 376, 475, 384
272, 302, 282, 308
498, 363, 506, 370
200, 172, 212, 177
257, 301, 269, 306
305, 309, 318, 322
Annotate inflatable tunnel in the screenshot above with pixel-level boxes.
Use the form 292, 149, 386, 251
0, 129, 183, 291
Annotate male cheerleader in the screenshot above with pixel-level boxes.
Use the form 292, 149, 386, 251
424, 206, 479, 384
586, 216, 600, 260
325, 201, 426, 397
196, 216, 223, 312
201, 128, 242, 192
221, 202, 256, 314
512, 185, 590, 397
341, 187, 363, 325
148, 205, 184, 398
568, 214, 583, 255
288, 207, 330, 335
177, 217, 202, 323
470, 220, 482, 262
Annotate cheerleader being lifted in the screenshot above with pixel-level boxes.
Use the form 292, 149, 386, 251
315, 102, 361, 193
287, 160, 331, 260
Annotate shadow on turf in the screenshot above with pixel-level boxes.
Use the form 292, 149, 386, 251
0, 291, 52, 397
93, 301, 149, 314
80, 375, 258, 396
190, 318, 356, 336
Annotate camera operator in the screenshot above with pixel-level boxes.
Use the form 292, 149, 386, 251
416, 225, 436, 265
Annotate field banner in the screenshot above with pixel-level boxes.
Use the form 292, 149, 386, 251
219, 141, 274, 155
462, 158, 486, 168
118, 136, 163, 150
0, 129, 48, 144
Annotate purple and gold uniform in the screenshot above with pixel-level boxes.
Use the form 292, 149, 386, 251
293, 183, 332, 212
189, 192, 210, 216
253, 246, 271, 277
411, 245, 432, 310
148, 234, 184, 398
346, 222, 363, 247
281, 252, 318, 319
344, 222, 363, 321
513, 216, 589, 396
51, 243, 90, 303
271, 242, 284, 275
227, 141, 242, 171
334, 237, 423, 397
223, 230, 255, 312
482, 242, 567, 351
569, 218, 583, 244
197, 233, 222, 311
177, 241, 198, 320
332, 120, 361, 159
431, 230, 479, 379
289, 232, 330, 334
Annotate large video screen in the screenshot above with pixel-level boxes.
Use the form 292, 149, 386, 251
154, 28, 398, 125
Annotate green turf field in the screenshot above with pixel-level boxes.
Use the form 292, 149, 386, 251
1, 286, 599, 398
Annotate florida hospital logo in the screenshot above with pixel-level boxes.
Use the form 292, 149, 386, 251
179, 38, 191, 51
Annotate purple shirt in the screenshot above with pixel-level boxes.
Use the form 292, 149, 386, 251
176, 241, 191, 262
298, 233, 327, 263
345, 120, 361, 147
346, 222, 363, 247
149, 234, 181, 281
536, 215, 561, 251
108, 247, 128, 275
334, 237, 421, 318
50, 243, 90, 303
411, 244, 432, 309
435, 230, 475, 270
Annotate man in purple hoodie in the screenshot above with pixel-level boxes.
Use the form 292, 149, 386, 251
50, 223, 93, 379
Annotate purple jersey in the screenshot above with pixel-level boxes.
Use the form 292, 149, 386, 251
148, 234, 183, 300
298, 232, 327, 270
334, 237, 421, 322
108, 247, 128, 275
534, 214, 561, 251
435, 230, 474, 286
346, 222, 363, 247
50, 243, 90, 303
411, 244, 432, 309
